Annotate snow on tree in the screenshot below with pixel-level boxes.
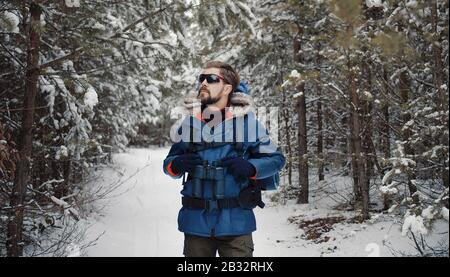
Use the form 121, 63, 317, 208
0, 0, 447, 257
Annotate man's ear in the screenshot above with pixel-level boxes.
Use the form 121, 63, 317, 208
223, 84, 233, 96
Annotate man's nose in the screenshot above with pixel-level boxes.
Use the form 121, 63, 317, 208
201, 79, 208, 86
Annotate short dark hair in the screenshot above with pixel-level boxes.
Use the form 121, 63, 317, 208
204, 60, 240, 91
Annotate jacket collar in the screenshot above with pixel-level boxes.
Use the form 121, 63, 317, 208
177, 91, 255, 120
171, 92, 256, 134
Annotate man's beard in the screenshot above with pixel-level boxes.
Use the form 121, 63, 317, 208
197, 87, 222, 106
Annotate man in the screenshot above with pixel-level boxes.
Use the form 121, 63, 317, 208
163, 61, 285, 257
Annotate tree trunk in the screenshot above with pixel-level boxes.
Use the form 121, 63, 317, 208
297, 83, 309, 204
362, 66, 374, 212
431, 0, 446, 110
381, 67, 392, 210
316, 42, 324, 181
343, 115, 352, 176
431, 0, 449, 188
282, 86, 292, 186
349, 66, 369, 220
350, 116, 361, 203
381, 66, 391, 160
294, 26, 309, 204
317, 97, 324, 181
7, 2, 41, 257
286, 111, 292, 187
399, 70, 419, 203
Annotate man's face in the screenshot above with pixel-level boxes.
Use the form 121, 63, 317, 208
197, 67, 230, 106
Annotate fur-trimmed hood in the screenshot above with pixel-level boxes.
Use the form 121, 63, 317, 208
170, 91, 256, 136
177, 91, 255, 118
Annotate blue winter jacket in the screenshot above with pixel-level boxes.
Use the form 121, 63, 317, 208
163, 92, 285, 237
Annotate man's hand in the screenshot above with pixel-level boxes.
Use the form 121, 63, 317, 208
171, 153, 203, 174
221, 157, 256, 179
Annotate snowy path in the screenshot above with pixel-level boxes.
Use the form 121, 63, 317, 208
85, 148, 183, 256
84, 147, 301, 257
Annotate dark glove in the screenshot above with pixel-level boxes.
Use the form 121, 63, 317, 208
171, 153, 203, 174
221, 157, 256, 179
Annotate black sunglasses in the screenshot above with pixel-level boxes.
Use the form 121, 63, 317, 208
198, 74, 225, 84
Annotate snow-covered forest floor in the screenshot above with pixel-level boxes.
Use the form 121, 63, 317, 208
81, 147, 448, 257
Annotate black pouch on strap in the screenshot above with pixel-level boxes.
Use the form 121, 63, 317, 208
238, 180, 265, 209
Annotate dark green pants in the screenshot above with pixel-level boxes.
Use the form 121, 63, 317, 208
183, 233, 254, 257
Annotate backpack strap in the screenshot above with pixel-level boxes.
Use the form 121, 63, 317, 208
186, 114, 248, 156
234, 142, 244, 157
232, 116, 246, 157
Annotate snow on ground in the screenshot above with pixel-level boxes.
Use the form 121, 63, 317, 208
84, 147, 183, 256
83, 147, 448, 257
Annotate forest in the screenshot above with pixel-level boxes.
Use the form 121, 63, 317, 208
0, 0, 448, 257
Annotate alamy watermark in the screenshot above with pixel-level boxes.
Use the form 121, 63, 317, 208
169, 103, 279, 153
